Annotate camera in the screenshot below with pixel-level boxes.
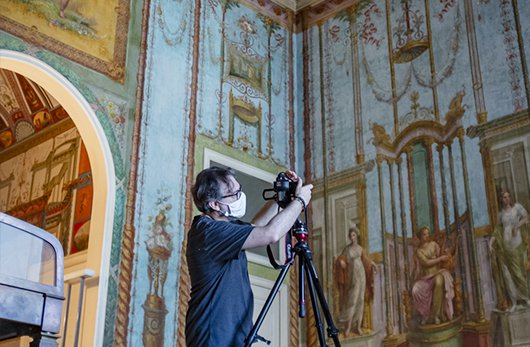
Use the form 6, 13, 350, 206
263, 172, 297, 208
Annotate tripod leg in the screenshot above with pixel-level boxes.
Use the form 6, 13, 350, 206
302, 255, 329, 347
245, 260, 294, 347
299, 253, 306, 318
303, 251, 341, 347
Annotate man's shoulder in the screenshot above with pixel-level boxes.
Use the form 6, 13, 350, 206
190, 214, 245, 232
191, 214, 216, 229
193, 214, 209, 223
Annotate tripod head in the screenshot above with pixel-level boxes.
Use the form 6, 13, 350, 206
281, 218, 308, 265
291, 218, 308, 242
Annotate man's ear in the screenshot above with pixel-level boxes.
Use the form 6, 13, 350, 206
208, 200, 221, 212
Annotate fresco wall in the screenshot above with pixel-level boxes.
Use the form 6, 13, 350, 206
302, 0, 530, 346
1, 0, 297, 345
128, 0, 296, 346
197, 1, 293, 167
1, 0, 529, 346
122, 0, 195, 344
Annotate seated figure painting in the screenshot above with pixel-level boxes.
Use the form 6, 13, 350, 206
411, 226, 455, 325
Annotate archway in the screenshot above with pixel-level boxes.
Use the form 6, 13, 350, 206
0, 49, 116, 346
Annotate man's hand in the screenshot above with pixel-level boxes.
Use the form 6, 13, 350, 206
284, 170, 313, 206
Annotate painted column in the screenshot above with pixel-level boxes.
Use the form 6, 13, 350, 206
447, 142, 470, 319
425, 139, 439, 233
389, 160, 404, 332
437, 144, 451, 235
397, 158, 411, 292
457, 130, 485, 321
405, 147, 417, 236
378, 158, 395, 339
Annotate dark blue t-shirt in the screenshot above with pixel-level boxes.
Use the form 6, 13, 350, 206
185, 215, 254, 347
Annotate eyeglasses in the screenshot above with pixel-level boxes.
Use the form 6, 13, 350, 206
221, 186, 242, 200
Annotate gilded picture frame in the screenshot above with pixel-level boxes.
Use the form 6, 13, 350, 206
0, 0, 130, 82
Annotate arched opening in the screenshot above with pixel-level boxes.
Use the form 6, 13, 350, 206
0, 49, 116, 346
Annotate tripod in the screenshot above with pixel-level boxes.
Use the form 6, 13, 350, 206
244, 218, 341, 347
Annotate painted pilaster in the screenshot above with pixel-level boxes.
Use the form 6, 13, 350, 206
348, 6, 364, 165
177, 0, 202, 345
113, 0, 151, 344
463, 0, 487, 124
384, 0, 399, 137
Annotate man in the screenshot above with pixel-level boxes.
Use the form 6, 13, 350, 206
185, 166, 313, 346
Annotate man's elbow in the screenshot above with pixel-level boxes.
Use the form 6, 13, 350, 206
262, 226, 283, 244
252, 226, 282, 245
264, 231, 282, 244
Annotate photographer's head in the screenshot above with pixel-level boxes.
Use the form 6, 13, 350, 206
192, 166, 246, 219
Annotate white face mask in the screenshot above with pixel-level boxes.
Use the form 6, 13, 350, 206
219, 192, 246, 218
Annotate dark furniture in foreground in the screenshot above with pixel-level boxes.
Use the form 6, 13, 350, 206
0, 213, 64, 346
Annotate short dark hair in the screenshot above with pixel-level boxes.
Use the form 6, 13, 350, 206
192, 166, 236, 213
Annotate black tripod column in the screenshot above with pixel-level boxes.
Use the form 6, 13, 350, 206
299, 244, 327, 346
299, 250, 306, 318
299, 243, 341, 347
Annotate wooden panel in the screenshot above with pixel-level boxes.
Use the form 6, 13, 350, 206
0, 336, 32, 347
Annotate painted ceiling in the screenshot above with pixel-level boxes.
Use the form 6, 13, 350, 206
245, 0, 362, 30
273, 0, 323, 11
0, 68, 70, 154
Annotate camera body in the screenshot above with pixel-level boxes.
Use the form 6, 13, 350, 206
262, 172, 298, 208
272, 172, 297, 208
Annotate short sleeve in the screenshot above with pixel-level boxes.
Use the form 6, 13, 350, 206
202, 219, 253, 262
515, 203, 528, 218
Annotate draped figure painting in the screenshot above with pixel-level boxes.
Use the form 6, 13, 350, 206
489, 190, 530, 311
334, 226, 376, 336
